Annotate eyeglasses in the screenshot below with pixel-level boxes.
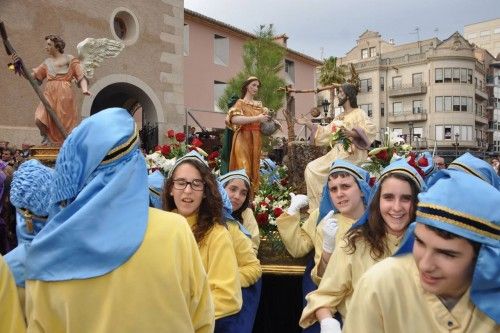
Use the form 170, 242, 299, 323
172, 179, 205, 191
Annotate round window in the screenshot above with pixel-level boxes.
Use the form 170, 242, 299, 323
110, 8, 139, 46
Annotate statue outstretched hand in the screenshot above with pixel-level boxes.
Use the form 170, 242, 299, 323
295, 114, 313, 129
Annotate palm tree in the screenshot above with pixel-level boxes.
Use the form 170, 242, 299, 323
218, 25, 286, 112
318, 56, 348, 109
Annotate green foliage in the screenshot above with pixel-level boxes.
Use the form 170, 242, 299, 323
318, 56, 347, 87
218, 24, 286, 112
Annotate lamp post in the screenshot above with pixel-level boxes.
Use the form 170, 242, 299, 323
321, 99, 331, 124
408, 121, 413, 146
452, 133, 460, 158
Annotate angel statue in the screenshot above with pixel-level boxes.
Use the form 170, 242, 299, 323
25, 35, 124, 145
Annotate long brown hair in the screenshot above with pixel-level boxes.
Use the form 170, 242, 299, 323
162, 160, 224, 244
345, 173, 420, 260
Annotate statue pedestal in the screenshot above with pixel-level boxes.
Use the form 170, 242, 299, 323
29, 146, 60, 166
285, 141, 328, 194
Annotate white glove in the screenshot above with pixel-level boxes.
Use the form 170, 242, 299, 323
320, 317, 342, 333
286, 193, 309, 215
321, 210, 338, 253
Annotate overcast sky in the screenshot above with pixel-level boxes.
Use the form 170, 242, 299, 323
184, 0, 499, 60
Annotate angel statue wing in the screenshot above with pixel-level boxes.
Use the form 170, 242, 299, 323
77, 38, 124, 78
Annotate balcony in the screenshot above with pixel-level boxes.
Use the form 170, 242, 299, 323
388, 83, 427, 97
475, 112, 488, 124
475, 85, 488, 100
388, 108, 427, 123
414, 138, 474, 150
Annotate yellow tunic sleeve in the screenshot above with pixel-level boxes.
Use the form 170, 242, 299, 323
180, 220, 215, 333
311, 214, 356, 285
241, 208, 260, 254
0, 255, 26, 333
299, 239, 353, 328
202, 224, 243, 319
227, 222, 262, 287
276, 209, 319, 258
225, 99, 244, 131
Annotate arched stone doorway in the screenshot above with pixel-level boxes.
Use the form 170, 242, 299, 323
82, 75, 165, 153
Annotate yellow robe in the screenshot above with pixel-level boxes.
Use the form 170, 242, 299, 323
241, 207, 260, 254
299, 233, 402, 328
276, 209, 355, 285
344, 255, 499, 333
226, 221, 262, 287
305, 108, 377, 212
0, 255, 26, 333
185, 214, 242, 319
24, 208, 214, 333
226, 99, 265, 193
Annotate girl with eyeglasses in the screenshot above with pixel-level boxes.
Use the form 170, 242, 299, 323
163, 151, 242, 326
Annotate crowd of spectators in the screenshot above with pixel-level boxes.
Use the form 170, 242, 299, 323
0, 141, 33, 255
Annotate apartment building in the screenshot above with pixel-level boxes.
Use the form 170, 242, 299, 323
465, 18, 500, 157
489, 59, 500, 154
183, 9, 322, 133
338, 30, 492, 159
465, 18, 500, 58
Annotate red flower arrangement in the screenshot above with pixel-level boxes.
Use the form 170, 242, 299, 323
253, 165, 293, 229
252, 165, 295, 251
406, 152, 426, 178
191, 137, 203, 148
175, 132, 186, 142
154, 129, 207, 159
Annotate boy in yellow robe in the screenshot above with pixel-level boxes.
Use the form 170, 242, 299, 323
344, 169, 500, 332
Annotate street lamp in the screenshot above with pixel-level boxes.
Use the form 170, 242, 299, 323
408, 121, 413, 146
321, 99, 331, 121
452, 133, 460, 158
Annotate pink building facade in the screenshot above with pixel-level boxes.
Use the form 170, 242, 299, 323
183, 9, 322, 136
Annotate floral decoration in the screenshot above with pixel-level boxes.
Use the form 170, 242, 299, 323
252, 164, 295, 250
362, 128, 412, 176
207, 150, 221, 175
406, 151, 427, 178
329, 120, 352, 152
145, 129, 207, 175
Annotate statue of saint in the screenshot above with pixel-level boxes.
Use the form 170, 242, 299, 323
32, 35, 90, 145
225, 76, 271, 193
296, 83, 377, 211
